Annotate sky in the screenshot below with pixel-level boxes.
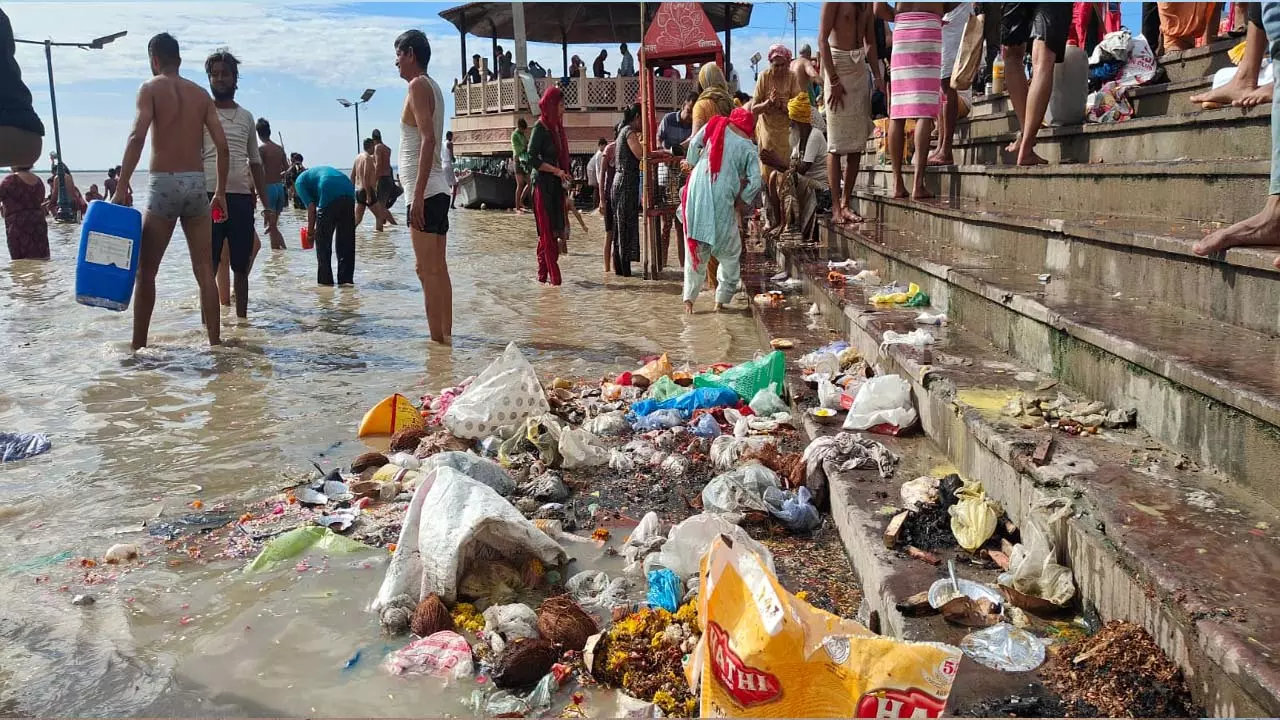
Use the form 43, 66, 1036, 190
7, 1, 1139, 172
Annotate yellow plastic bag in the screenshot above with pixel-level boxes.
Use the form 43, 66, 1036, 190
636, 353, 674, 384
948, 480, 999, 552
870, 282, 923, 305
688, 537, 962, 717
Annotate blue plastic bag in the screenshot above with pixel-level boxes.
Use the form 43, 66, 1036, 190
646, 568, 682, 612
632, 408, 685, 432
630, 386, 740, 419
764, 486, 822, 533
690, 413, 722, 438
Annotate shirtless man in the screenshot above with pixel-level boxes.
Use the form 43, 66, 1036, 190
790, 44, 820, 101
114, 33, 228, 350
351, 138, 378, 226
821, 2, 880, 223
256, 117, 288, 249
396, 29, 453, 344
370, 128, 399, 230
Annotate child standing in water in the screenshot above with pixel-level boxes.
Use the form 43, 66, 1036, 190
879, 2, 953, 199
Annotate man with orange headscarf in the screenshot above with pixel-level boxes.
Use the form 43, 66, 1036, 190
527, 85, 573, 285
753, 44, 803, 236
680, 107, 762, 314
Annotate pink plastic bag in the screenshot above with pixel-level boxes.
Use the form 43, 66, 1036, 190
384, 631, 474, 680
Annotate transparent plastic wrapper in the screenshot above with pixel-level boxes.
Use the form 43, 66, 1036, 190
691, 413, 723, 438
0, 432, 51, 462
880, 328, 935, 351
646, 375, 686, 403
701, 464, 781, 515
646, 513, 775, 579
636, 353, 674, 384
246, 527, 369, 573
688, 537, 962, 717
443, 342, 549, 439
710, 435, 776, 470
999, 497, 1076, 608
843, 375, 918, 432
560, 428, 610, 468
749, 384, 790, 416
817, 379, 842, 410
608, 448, 637, 473
584, 410, 631, 437
763, 486, 821, 532
419, 451, 515, 496
623, 511, 667, 573
483, 603, 540, 654
959, 623, 1046, 672
567, 569, 633, 610
660, 453, 690, 477
632, 409, 685, 432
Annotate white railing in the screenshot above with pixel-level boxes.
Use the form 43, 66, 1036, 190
452, 76, 697, 116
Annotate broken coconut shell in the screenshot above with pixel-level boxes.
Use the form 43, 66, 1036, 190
349, 479, 383, 499
492, 637, 558, 689
536, 595, 598, 651
411, 593, 454, 637
389, 427, 429, 454
351, 451, 389, 474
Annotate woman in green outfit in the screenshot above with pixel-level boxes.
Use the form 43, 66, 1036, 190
511, 117, 531, 213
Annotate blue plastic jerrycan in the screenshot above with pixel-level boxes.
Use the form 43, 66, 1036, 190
76, 200, 143, 311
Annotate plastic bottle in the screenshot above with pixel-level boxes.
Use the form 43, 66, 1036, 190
992, 54, 1006, 94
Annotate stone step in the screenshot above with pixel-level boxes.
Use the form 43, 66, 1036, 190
969, 76, 1213, 120
737, 254, 1066, 715
855, 160, 1268, 225
771, 234, 1280, 717
824, 206, 1280, 510
1159, 38, 1240, 85
842, 192, 1280, 337
946, 103, 1269, 165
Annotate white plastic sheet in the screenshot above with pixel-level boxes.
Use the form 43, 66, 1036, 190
443, 343, 550, 439
842, 375, 918, 431
371, 466, 567, 608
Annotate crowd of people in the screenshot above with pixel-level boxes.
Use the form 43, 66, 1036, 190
5, 1, 1280, 351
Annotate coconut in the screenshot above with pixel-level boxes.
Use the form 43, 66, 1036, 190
351, 451, 389, 474
389, 427, 429, 454
349, 479, 382, 499
103, 543, 139, 564
492, 637, 558, 689
411, 593, 454, 637
536, 594, 598, 651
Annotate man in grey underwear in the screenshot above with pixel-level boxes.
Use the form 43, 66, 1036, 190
370, 128, 399, 230
113, 33, 229, 350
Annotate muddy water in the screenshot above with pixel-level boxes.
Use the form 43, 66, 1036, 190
0, 195, 761, 716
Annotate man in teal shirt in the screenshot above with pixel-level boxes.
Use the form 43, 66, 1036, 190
511, 118, 531, 213
294, 166, 356, 286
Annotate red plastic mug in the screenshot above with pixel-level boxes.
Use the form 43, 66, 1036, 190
300, 227, 313, 250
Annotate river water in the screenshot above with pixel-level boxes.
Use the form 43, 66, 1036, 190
0, 193, 761, 716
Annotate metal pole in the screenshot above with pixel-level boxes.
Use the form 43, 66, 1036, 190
724, 3, 732, 77
355, 103, 361, 153
792, 3, 798, 56
45, 41, 70, 218
459, 11, 467, 75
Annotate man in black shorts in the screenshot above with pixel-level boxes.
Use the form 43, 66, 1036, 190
1002, 2, 1074, 166
203, 49, 266, 319
371, 128, 401, 230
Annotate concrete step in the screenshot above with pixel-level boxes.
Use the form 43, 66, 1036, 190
770, 234, 1280, 716
947, 104, 1269, 165
856, 160, 1268, 225
738, 254, 1069, 715
824, 205, 1280, 510
1159, 38, 1240, 85
969, 76, 1214, 120
841, 192, 1280, 337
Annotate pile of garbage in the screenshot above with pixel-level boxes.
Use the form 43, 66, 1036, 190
1002, 392, 1137, 435
1042, 621, 1195, 717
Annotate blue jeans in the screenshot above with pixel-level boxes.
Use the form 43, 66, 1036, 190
1266, 1, 1280, 193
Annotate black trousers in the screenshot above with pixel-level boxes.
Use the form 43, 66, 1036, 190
1142, 2, 1162, 54
315, 196, 355, 285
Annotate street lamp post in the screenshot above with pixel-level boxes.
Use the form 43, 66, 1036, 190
337, 88, 376, 153
15, 31, 126, 221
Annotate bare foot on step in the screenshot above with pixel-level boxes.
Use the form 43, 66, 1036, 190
1193, 199, 1280, 256
1238, 82, 1274, 108
1191, 75, 1257, 108
1015, 150, 1048, 166
912, 186, 935, 200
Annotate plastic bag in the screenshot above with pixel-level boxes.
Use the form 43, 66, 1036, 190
560, 428, 610, 468
483, 603, 540, 654
420, 451, 515, 496
0, 432, 51, 462
959, 623, 1045, 672
646, 375, 685, 403
584, 410, 631, 437
709, 435, 775, 470
631, 387, 740, 419
694, 351, 786, 402
948, 480, 999, 552
646, 568, 683, 612
646, 513, 775, 579
460, 561, 528, 609
880, 329, 934, 351
384, 631, 474, 679
608, 449, 636, 473
999, 497, 1075, 607
567, 570, 633, 610
900, 476, 940, 511
635, 354, 674, 384
749, 384, 789, 416
688, 537, 962, 717
246, 526, 369, 573
843, 375, 917, 432
632, 409, 685, 432
690, 413, 723, 438
521, 471, 569, 502
498, 415, 563, 467
817, 378, 842, 410
763, 486, 821, 533
701, 464, 781, 515
371, 467, 567, 608
443, 343, 550, 439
